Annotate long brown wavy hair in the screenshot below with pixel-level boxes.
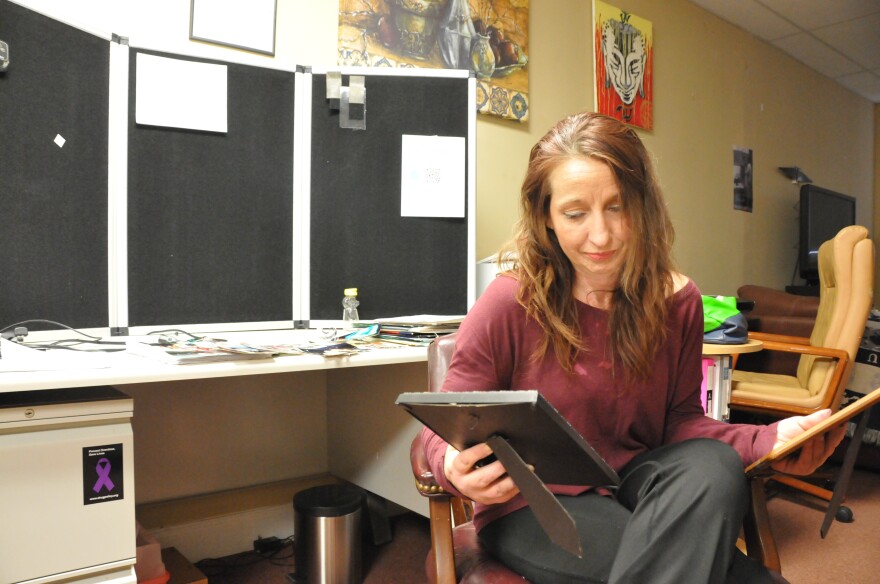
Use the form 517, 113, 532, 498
503, 111, 676, 379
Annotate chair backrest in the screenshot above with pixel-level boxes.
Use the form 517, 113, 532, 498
428, 333, 458, 393
798, 225, 874, 399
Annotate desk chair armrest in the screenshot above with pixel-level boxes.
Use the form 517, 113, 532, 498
411, 434, 446, 496
755, 341, 849, 362
747, 331, 812, 346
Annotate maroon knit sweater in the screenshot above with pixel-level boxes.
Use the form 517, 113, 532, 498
420, 274, 778, 532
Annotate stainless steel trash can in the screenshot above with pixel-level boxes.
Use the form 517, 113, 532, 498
293, 484, 364, 584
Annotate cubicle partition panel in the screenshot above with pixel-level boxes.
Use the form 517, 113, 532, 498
304, 68, 476, 322
0, 2, 476, 335
126, 48, 296, 329
0, 0, 111, 331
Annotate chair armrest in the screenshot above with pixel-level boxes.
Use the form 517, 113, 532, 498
747, 331, 811, 346
411, 434, 447, 497
756, 340, 849, 362
732, 341, 852, 415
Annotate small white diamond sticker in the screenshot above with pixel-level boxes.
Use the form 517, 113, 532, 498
54, 134, 66, 148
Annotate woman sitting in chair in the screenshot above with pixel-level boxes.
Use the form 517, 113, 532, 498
420, 112, 844, 584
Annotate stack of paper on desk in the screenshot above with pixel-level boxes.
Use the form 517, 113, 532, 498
370, 315, 464, 346
126, 340, 274, 365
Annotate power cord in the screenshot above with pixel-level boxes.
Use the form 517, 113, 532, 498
0, 319, 126, 352
194, 534, 294, 578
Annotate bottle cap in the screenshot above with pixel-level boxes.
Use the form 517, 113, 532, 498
344, 288, 358, 296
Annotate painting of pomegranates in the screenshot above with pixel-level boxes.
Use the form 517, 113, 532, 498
338, 0, 529, 122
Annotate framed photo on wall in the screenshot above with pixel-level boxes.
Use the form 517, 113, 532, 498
734, 146, 754, 212
190, 0, 277, 56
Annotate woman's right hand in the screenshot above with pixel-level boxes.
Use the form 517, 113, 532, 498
444, 442, 521, 505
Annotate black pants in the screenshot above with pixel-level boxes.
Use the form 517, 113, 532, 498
478, 438, 773, 584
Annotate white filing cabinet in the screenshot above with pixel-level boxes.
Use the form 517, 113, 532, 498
0, 387, 136, 584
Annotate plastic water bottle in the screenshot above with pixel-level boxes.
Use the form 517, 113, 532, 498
342, 288, 360, 322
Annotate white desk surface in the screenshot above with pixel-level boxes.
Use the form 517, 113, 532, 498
0, 330, 428, 393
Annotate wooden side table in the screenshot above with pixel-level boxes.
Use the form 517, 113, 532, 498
701, 339, 763, 421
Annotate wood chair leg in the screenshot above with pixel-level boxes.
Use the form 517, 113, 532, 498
428, 497, 457, 584
744, 477, 781, 573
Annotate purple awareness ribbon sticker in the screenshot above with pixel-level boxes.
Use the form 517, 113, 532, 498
93, 457, 115, 493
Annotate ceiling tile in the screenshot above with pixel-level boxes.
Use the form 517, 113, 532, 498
688, 0, 799, 40
835, 71, 880, 102
813, 12, 880, 69
772, 33, 864, 78
760, 0, 880, 31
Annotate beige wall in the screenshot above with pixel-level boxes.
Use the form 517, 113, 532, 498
474, 0, 875, 297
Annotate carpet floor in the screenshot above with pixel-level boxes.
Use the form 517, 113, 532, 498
193, 466, 880, 583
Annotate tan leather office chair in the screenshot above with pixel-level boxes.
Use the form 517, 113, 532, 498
730, 225, 874, 516
410, 334, 781, 584
731, 225, 873, 416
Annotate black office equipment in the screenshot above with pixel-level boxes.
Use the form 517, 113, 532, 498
396, 390, 619, 487
396, 390, 619, 557
798, 184, 856, 286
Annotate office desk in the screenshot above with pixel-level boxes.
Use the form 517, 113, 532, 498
702, 340, 763, 421
0, 333, 431, 560
0, 338, 428, 392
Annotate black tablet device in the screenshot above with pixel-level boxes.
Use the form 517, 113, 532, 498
396, 390, 620, 487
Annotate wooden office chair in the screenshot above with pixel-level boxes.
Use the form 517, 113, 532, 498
410, 334, 781, 584
730, 225, 874, 514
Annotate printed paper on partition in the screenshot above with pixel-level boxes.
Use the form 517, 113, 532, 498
135, 53, 228, 133
400, 134, 466, 218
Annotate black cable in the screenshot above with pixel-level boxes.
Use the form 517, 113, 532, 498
194, 535, 295, 576
0, 319, 126, 352
0, 318, 104, 340
147, 328, 203, 340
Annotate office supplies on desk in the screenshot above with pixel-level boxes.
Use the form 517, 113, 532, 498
125, 339, 274, 365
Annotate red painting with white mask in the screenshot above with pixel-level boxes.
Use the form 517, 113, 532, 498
593, 1, 653, 130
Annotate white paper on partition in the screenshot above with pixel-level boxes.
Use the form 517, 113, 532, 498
135, 53, 228, 133
400, 135, 466, 218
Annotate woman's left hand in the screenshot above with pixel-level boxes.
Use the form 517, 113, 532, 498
770, 409, 847, 475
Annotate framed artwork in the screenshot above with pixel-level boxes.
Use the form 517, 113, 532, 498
338, 0, 530, 122
733, 146, 754, 212
190, 0, 278, 56
593, 1, 653, 130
